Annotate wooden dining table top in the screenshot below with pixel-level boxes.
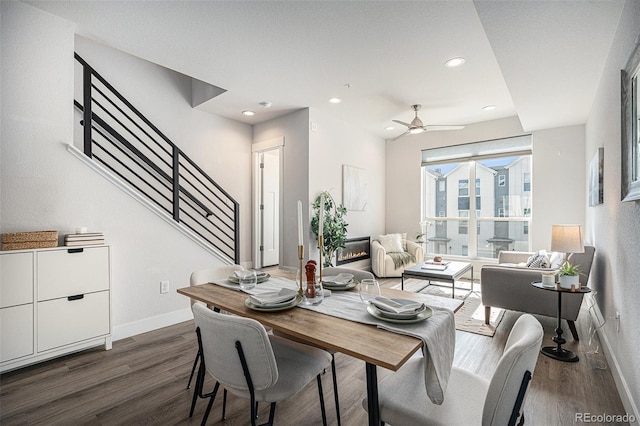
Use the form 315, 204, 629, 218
177, 283, 463, 371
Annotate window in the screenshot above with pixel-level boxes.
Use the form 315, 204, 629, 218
421, 135, 532, 259
459, 210, 469, 234
458, 180, 469, 196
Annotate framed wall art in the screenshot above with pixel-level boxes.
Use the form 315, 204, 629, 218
621, 35, 640, 202
342, 165, 367, 211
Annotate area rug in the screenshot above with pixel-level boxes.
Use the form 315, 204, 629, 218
390, 279, 505, 337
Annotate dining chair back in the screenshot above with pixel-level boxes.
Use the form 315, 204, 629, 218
192, 303, 330, 426
483, 313, 544, 425
365, 313, 543, 426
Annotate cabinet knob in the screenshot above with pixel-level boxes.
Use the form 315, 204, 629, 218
67, 294, 85, 301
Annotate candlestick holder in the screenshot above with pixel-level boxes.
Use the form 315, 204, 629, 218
318, 235, 324, 282
298, 245, 304, 296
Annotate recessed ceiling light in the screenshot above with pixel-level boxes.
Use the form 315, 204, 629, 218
445, 57, 466, 68
259, 101, 272, 108
482, 105, 497, 111
328, 97, 342, 104
385, 126, 395, 131
242, 110, 255, 116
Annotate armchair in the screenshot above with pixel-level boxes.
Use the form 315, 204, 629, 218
481, 246, 595, 340
371, 233, 424, 278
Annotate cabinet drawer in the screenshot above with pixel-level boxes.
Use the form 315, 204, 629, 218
0, 252, 34, 308
1, 304, 34, 362
37, 246, 109, 301
38, 290, 110, 352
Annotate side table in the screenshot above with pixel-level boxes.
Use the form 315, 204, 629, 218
531, 281, 591, 362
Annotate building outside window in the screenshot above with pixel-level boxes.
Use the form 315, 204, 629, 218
420, 135, 532, 259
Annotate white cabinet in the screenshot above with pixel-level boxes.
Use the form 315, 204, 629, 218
0, 246, 111, 372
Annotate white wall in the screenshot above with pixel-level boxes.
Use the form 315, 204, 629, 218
385, 116, 586, 253
1, 2, 253, 340
585, 0, 640, 418
309, 108, 386, 268
253, 109, 310, 270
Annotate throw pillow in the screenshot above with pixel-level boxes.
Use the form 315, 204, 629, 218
549, 251, 565, 269
526, 250, 551, 268
400, 232, 408, 251
378, 233, 404, 253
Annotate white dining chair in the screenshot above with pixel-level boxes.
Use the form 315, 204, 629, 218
192, 303, 332, 426
187, 264, 244, 419
363, 313, 543, 426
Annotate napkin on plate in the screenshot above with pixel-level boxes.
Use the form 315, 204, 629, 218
323, 273, 354, 285
249, 288, 297, 306
370, 296, 425, 314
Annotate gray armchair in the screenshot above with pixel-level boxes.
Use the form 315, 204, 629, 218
481, 246, 595, 340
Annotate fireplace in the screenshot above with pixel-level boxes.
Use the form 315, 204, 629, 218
336, 237, 371, 265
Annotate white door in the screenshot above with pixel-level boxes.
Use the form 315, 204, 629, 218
261, 150, 280, 267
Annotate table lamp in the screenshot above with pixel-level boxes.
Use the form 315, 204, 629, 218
551, 224, 585, 265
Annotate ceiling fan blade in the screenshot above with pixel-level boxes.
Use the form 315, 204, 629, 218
424, 125, 465, 132
391, 130, 410, 141
392, 119, 412, 128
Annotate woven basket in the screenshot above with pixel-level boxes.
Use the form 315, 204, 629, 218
1, 230, 58, 251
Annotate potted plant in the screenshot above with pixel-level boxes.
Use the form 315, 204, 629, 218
558, 261, 582, 289
310, 191, 348, 267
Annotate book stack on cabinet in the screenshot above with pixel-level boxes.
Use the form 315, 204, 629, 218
64, 232, 105, 247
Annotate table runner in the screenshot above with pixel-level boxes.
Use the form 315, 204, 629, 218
209, 276, 455, 404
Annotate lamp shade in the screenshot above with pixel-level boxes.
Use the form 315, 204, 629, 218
551, 225, 585, 253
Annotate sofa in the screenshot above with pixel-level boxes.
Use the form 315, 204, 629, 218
480, 245, 595, 340
371, 233, 424, 278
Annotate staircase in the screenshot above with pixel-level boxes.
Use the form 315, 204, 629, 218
73, 53, 239, 264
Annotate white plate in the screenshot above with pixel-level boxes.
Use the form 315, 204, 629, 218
322, 280, 357, 291
367, 304, 433, 324
370, 298, 428, 319
245, 295, 302, 312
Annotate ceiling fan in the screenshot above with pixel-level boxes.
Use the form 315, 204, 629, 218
391, 104, 465, 141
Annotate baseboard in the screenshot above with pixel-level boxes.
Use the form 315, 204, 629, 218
112, 308, 193, 341
586, 294, 639, 425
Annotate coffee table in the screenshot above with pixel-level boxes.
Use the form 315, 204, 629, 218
401, 261, 473, 299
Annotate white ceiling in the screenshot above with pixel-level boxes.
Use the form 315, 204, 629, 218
28, 0, 624, 139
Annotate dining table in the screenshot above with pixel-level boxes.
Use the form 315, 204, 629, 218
177, 277, 463, 426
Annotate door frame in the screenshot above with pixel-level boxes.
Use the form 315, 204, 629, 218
252, 137, 284, 269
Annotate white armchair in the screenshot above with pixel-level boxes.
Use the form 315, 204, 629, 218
371, 233, 424, 278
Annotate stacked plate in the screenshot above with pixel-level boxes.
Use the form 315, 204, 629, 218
228, 271, 270, 284
322, 273, 357, 290
367, 297, 433, 324
245, 288, 301, 312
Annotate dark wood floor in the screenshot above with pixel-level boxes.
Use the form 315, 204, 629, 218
0, 275, 628, 425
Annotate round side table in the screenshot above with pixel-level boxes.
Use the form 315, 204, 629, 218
531, 281, 591, 362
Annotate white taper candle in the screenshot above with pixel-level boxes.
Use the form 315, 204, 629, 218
297, 200, 303, 246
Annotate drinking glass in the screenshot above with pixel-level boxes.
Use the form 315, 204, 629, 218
359, 278, 380, 303
239, 270, 257, 291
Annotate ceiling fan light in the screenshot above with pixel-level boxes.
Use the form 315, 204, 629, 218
409, 128, 424, 134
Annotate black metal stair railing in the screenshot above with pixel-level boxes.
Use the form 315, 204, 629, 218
74, 53, 239, 264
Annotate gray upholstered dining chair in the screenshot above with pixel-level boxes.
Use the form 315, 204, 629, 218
363, 313, 543, 426
192, 303, 332, 426
186, 264, 245, 391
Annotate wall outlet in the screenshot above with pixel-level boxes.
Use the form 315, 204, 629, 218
160, 280, 169, 294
